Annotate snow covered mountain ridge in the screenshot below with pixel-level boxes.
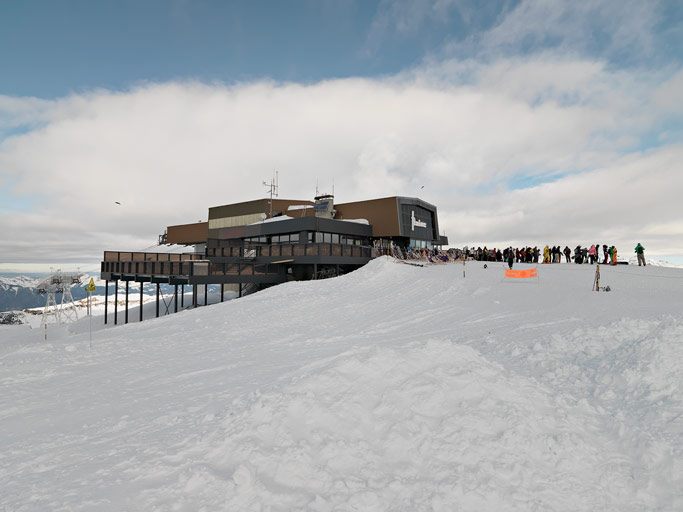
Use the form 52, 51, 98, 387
0, 274, 41, 290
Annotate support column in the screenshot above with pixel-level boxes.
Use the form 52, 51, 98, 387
104, 280, 109, 325
125, 280, 129, 324
155, 283, 160, 318
220, 283, 224, 303
204, 284, 208, 306
114, 279, 118, 325
181, 284, 184, 307
174, 284, 178, 313
239, 283, 242, 298
313, 263, 318, 280
139, 283, 143, 322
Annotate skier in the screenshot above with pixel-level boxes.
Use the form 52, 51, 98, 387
635, 243, 646, 266
543, 245, 550, 264
602, 244, 609, 264
507, 248, 514, 269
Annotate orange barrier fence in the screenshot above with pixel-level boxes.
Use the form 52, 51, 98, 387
504, 268, 538, 279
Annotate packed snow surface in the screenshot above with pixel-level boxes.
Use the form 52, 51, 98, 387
1, 258, 682, 511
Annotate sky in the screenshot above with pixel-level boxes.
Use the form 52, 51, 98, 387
1, 0, 682, 270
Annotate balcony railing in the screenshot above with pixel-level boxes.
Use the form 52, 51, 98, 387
103, 251, 204, 263
101, 244, 372, 278
101, 260, 204, 276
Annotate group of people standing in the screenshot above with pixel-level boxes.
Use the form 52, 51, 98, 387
468, 243, 648, 269
542, 244, 618, 265
468, 246, 540, 263
377, 241, 648, 268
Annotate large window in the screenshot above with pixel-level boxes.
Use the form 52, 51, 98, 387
248, 233, 301, 245
244, 236, 267, 244
313, 232, 367, 245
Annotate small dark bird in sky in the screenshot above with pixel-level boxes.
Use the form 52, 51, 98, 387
114, 201, 121, 205
420, 186, 424, 189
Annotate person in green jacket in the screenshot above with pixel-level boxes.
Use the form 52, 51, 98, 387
635, 243, 646, 266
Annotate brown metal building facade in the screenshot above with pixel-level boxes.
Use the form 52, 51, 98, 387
166, 222, 208, 245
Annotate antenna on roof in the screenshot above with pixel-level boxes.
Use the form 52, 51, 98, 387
263, 170, 279, 218
315, 178, 319, 197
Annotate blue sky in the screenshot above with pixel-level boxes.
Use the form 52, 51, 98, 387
0, 0, 495, 97
10, 0, 681, 96
1, 0, 682, 268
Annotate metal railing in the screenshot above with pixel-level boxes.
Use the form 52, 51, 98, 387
101, 260, 206, 276
102, 243, 372, 278
103, 251, 203, 263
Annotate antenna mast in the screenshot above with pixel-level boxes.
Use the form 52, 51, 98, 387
262, 170, 279, 218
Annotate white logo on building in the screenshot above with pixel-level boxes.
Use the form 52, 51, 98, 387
411, 210, 427, 231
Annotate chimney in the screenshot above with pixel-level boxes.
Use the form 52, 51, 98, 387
314, 194, 335, 219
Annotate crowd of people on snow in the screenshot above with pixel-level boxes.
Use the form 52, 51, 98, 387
468, 244, 624, 265
374, 240, 648, 267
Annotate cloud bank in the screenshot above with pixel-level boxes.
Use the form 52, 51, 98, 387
1, 0, 682, 265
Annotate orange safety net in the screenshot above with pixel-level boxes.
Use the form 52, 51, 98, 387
504, 268, 538, 279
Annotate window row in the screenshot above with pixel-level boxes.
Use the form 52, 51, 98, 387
409, 239, 433, 249
243, 232, 368, 246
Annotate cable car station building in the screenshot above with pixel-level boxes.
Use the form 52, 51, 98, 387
100, 195, 447, 324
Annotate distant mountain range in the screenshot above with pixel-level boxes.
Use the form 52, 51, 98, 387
0, 273, 207, 313
0, 273, 102, 312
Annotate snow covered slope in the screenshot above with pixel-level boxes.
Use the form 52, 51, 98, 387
1, 258, 682, 511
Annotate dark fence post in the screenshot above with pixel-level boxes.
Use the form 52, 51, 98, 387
104, 280, 109, 325
114, 280, 118, 325
124, 280, 129, 324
